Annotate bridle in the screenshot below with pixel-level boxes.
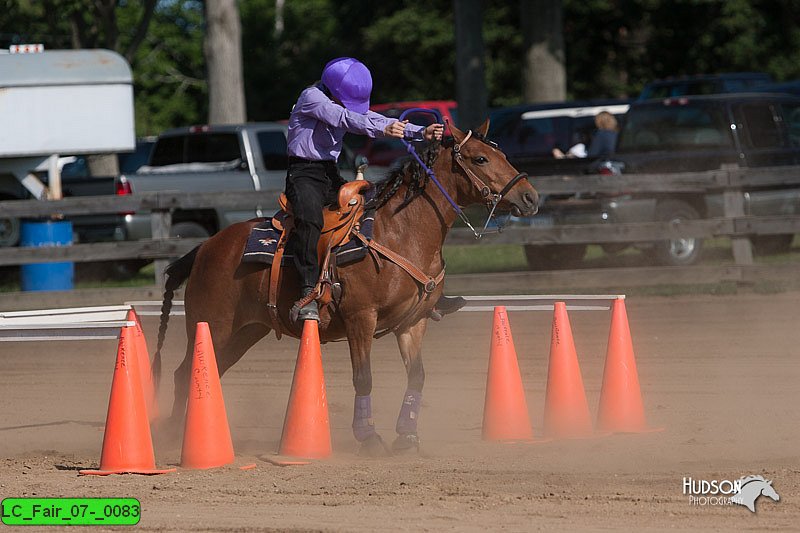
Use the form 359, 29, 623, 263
399, 108, 529, 239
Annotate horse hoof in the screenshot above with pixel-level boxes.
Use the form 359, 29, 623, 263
357, 433, 391, 457
391, 434, 420, 454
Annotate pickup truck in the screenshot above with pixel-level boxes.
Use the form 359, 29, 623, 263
523, 93, 800, 268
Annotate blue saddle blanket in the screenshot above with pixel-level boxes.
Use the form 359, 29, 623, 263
241, 209, 374, 267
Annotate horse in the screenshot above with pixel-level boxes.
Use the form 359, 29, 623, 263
151, 119, 539, 454
731, 475, 780, 512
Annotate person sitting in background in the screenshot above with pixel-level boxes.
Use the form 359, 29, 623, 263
552, 111, 619, 159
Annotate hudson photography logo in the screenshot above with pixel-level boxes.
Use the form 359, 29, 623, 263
683, 475, 780, 513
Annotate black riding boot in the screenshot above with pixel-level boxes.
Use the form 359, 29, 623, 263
297, 286, 320, 322
430, 295, 467, 321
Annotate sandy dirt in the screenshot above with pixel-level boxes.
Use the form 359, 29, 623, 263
1, 292, 799, 531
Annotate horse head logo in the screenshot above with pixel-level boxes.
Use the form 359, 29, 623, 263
731, 475, 780, 513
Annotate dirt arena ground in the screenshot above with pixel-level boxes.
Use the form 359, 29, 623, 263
2, 292, 799, 531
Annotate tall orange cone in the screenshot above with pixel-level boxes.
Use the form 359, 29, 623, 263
126, 308, 159, 421
80, 326, 174, 475
278, 320, 332, 459
543, 302, 594, 439
596, 298, 663, 433
482, 306, 535, 441
180, 322, 236, 469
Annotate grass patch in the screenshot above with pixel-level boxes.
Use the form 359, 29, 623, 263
443, 244, 528, 274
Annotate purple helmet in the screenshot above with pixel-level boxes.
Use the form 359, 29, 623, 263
321, 57, 372, 114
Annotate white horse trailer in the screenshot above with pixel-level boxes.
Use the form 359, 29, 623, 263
0, 48, 135, 248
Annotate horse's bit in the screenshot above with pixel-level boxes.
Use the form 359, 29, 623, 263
399, 108, 529, 239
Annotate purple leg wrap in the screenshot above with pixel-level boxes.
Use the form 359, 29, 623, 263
396, 389, 422, 435
352, 395, 376, 442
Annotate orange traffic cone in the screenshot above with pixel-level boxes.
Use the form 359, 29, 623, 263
126, 308, 159, 421
277, 320, 332, 459
543, 302, 594, 439
180, 322, 235, 469
596, 298, 663, 433
80, 326, 174, 475
482, 306, 536, 442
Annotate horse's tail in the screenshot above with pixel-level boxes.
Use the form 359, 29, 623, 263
152, 245, 200, 395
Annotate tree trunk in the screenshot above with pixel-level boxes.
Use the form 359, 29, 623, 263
521, 0, 566, 102
454, 0, 488, 130
205, 0, 247, 124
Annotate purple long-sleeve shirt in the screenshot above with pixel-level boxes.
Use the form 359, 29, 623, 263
287, 84, 425, 161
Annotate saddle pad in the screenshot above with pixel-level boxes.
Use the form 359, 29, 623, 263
242, 206, 374, 267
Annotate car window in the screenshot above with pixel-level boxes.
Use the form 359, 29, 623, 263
782, 103, 800, 147
186, 134, 241, 163
257, 131, 288, 170
150, 134, 242, 166
497, 116, 569, 157
405, 111, 436, 127
739, 104, 783, 149
618, 103, 730, 151
149, 136, 184, 166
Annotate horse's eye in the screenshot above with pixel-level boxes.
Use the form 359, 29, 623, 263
472, 156, 489, 165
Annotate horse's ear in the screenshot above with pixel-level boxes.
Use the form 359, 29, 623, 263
449, 121, 466, 144
476, 118, 490, 137
768, 480, 773, 485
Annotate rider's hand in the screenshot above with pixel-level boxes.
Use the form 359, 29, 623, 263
384, 120, 409, 139
424, 123, 444, 141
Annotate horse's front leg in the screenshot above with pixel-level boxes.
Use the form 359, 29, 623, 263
345, 310, 389, 456
392, 317, 428, 453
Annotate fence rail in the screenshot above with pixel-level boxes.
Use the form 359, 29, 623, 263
1, 165, 799, 288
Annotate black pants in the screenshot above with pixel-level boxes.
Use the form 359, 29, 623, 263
285, 158, 346, 290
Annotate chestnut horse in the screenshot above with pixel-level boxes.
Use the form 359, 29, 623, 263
152, 120, 538, 454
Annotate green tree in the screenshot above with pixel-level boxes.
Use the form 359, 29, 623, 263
128, 1, 207, 135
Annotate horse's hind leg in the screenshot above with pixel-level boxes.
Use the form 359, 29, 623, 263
392, 317, 428, 453
152, 336, 195, 447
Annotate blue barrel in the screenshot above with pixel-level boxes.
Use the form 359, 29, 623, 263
20, 220, 74, 291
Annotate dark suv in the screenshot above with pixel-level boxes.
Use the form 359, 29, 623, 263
539, 93, 800, 268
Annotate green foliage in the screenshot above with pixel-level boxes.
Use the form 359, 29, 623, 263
3, 0, 800, 131
562, 0, 800, 99
129, 1, 206, 135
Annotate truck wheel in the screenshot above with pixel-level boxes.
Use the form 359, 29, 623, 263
0, 216, 20, 247
750, 234, 793, 255
171, 222, 210, 239
524, 244, 587, 270
653, 200, 703, 266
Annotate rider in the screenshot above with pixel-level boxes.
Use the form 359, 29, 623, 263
287, 57, 460, 321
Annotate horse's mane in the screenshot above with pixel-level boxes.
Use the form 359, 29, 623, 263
369, 139, 443, 211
